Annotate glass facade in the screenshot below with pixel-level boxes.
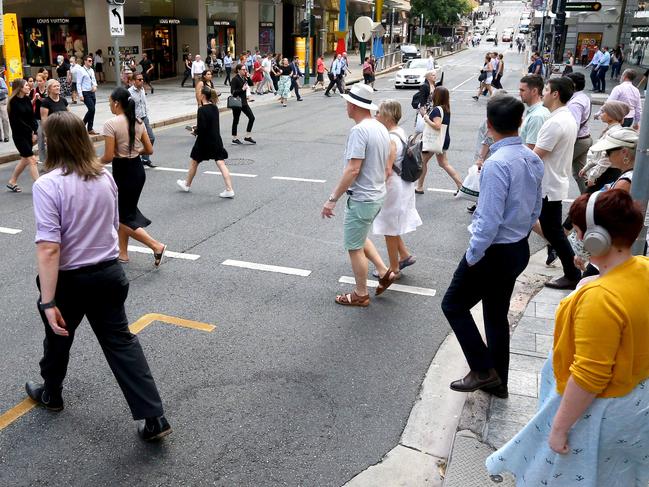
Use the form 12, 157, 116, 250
620, 0, 649, 66
206, 0, 240, 56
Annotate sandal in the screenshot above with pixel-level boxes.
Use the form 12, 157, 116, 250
335, 290, 370, 307
6, 183, 21, 193
399, 255, 417, 271
376, 270, 399, 296
118, 258, 130, 264
415, 189, 424, 195
153, 244, 167, 268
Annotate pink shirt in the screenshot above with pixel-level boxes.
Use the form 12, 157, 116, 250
598, 81, 642, 125
33, 168, 119, 270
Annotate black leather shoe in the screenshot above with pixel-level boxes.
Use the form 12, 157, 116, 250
545, 276, 578, 290
450, 369, 501, 392
244, 137, 256, 144
545, 245, 558, 266
143, 161, 157, 168
480, 383, 509, 399
138, 416, 172, 442
25, 381, 64, 411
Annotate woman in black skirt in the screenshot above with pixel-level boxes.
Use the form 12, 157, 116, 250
176, 86, 234, 197
6, 78, 39, 192
100, 87, 167, 266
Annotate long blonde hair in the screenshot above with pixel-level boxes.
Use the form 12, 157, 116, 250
43, 111, 104, 180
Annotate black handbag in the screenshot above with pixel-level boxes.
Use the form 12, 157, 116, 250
227, 96, 242, 109
478, 71, 487, 82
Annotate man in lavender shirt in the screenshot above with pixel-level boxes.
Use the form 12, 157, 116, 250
565, 72, 592, 194
597, 69, 642, 129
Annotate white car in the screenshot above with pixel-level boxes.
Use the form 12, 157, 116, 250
394, 58, 444, 89
485, 31, 497, 41
399, 44, 421, 62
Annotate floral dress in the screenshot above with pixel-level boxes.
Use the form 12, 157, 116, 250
486, 354, 649, 486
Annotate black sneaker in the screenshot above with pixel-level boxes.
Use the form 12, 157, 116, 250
545, 245, 558, 266
25, 381, 64, 411
138, 416, 172, 442
244, 137, 256, 144
232, 139, 243, 145
143, 161, 157, 168
2, 138, 8, 143
467, 204, 477, 213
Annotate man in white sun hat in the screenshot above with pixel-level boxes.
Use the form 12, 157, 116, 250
321, 83, 391, 307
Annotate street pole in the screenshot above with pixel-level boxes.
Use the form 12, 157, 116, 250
632, 93, 649, 255
305, 0, 311, 85
114, 36, 120, 88
390, 8, 395, 53
539, 0, 547, 56
419, 14, 423, 53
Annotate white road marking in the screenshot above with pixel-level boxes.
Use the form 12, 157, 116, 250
451, 75, 478, 91
427, 187, 456, 194
127, 245, 201, 261
153, 167, 189, 173
0, 227, 22, 235
272, 176, 326, 183
338, 276, 436, 297
222, 259, 311, 277
204, 171, 258, 178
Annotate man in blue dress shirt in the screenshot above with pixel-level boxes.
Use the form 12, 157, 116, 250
595, 46, 611, 93
442, 95, 544, 398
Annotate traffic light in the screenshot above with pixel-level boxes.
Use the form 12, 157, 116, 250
299, 19, 309, 37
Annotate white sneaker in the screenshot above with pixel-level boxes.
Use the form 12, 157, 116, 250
219, 189, 235, 198
176, 179, 190, 192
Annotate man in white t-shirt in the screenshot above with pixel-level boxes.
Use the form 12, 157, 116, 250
534, 77, 581, 290
259, 54, 275, 94
321, 84, 391, 306
191, 54, 206, 82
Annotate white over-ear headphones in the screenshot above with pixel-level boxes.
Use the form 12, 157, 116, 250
582, 191, 611, 256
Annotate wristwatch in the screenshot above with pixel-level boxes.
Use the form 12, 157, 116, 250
328, 194, 338, 203
38, 299, 57, 311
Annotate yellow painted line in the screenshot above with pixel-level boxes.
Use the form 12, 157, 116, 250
0, 398, 37, 430
0, 313, 214, 432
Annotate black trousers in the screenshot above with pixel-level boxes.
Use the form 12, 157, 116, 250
36, 260, 163, 420
590, 68, 600, 91
81, 91, 96, 131
539, 197, 580, 281
290, 77, 302, 99
231, 104, 255, 136
224, 67, 232, 85
324, 74, 344, 95
442, 238, 530, 386
596, 66, 609, 92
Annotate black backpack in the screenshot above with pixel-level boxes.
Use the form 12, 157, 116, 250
393, 133, 423, 183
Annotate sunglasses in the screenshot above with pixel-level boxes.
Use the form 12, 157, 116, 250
605, 147, 622, 156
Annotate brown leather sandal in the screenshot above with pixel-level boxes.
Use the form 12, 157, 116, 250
335, 290, 370, 307
376, 270, 399, 296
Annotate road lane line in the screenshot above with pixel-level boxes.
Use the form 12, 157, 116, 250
272, 176, 326, 183
153, 167, 189, 173
451, 74, 477, 91
222, 259, 311, 277
127, 245, 201, 261
338, 276, 436, 297
204, 171, 258, 178
0, 313, 214, 432
427, 187, 456, 194
0, 227, 22, 235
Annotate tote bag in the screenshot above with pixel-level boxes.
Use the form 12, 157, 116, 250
422, 106, 447, 154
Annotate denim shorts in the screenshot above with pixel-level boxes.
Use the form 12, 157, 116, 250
343, 197, 384, 250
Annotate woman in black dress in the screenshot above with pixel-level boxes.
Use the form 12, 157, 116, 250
100, 87, 167, 266
176, 86, 234, 198
6, 79, 39, 192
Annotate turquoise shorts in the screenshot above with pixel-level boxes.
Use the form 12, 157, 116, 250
343, 197, 384, 250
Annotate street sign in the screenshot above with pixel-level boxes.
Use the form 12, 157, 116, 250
109, 5, 125, 37
564, 2, 602, 11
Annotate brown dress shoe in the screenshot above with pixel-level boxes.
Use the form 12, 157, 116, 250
450, 369, 501, 392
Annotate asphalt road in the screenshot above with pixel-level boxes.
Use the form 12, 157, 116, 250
0, 5, 570, 485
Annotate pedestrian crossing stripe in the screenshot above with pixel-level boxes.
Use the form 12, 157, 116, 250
338, 276, 437, 297
0, 227, 22, 235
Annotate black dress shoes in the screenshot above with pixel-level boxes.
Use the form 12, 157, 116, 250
545, 276, 579, 290
450, 369, 501, 393
480, 383, 509, 399
25, 381, 64, 411
143, 160, 157, 168
138, 416, 172, 442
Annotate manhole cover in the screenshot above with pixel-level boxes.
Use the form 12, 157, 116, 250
226, 158, 255, 166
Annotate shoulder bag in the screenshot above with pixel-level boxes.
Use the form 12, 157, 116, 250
422, 106, 447, 154
227, 95, 242, 109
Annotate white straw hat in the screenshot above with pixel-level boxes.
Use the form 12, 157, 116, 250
590, 127, 639, 152
341, 83, 378, 111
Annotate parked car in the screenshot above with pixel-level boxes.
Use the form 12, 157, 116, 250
485, 31, 497, 41
399, 44, 421, 62
394, 58, 444, 89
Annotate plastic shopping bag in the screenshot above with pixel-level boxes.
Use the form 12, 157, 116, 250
455, 165, 480, 202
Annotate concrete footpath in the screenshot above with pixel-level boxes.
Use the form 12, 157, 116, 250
343, 249, 563, 487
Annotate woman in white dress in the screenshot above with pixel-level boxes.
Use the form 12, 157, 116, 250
473, 53, 494, 100
372, 99, 423, 295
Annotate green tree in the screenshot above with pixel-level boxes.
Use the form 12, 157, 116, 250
412, 0, 473, 26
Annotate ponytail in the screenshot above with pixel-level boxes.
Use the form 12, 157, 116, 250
110, 86, 137, 152
200, 85, 218, 104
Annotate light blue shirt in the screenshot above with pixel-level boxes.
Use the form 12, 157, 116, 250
331, 59, 342, 75
466, 137, 544, 265
77, 66, 97, 92
588, 50, 602, 67
598, 51, 611, 67
0, 77, 7, 100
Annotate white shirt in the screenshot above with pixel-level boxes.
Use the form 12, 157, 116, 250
427, 56, 435, 70
191, 60, 206, 76
535, 106, 578, 201
262, 58, 272, 73
224, 55, 233, 67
